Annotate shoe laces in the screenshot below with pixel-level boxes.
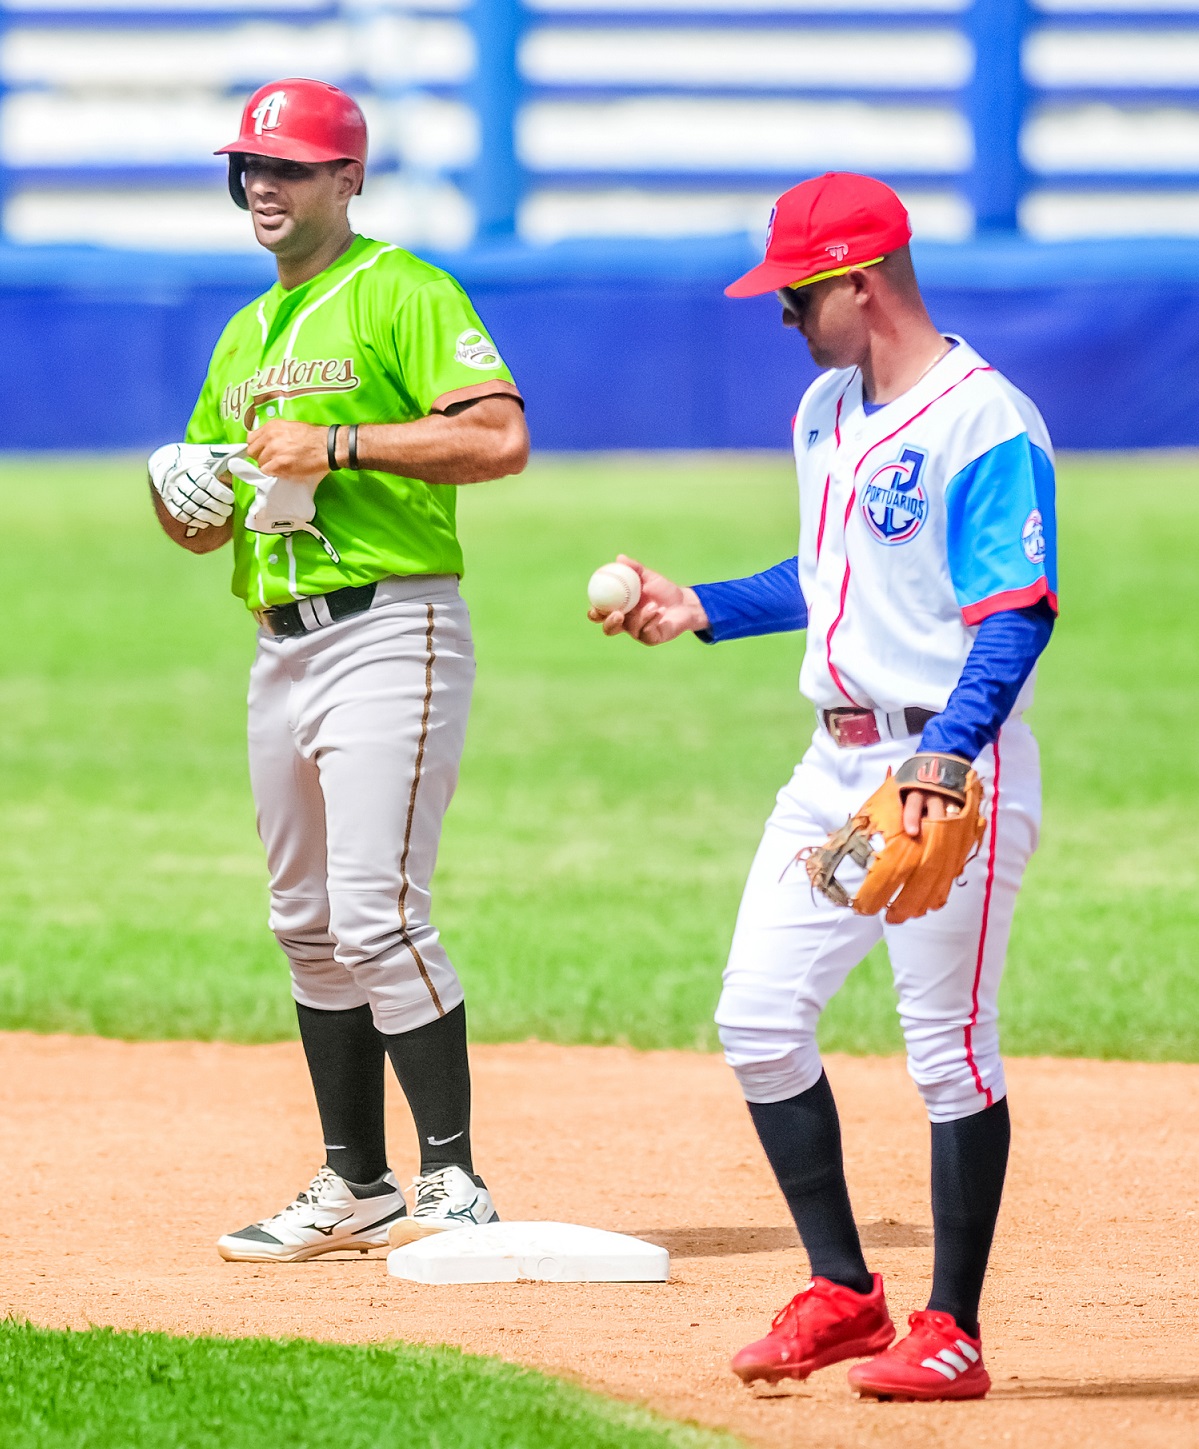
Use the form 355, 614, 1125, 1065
894, 1310, 967, 1361
258, 1165, 340, 1227
769, 1278, 844, 1335
409, 1167, 454, 1214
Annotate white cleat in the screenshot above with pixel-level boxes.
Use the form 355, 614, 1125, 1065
387, 1165, 498, 1247
217, 1166, 409, 1263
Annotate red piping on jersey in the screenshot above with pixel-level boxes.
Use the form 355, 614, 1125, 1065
815, 478, 831, 559
823, 364, 995, 704
814, 391, 846, 560
850, 365, 995, 488
964, 733, 1001, 1108
815, 387, 853, 695
962, 578, 1058, 627
824, 486, 859, 702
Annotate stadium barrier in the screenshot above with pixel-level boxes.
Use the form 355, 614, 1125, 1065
2, 234, 1197, 451
2, 0, 1198, 449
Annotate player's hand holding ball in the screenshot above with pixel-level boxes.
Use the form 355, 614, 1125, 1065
587, 555, 710, 645
587, 561, 641, 615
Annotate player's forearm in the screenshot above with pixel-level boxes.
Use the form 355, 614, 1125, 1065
349, 399, 528, 485
149, 481, 231, 554
920, 600, 1055, 761
247, 399, 529, 486
692, 557, 808, 643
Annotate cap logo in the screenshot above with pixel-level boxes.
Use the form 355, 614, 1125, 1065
826, 243, 849, 261
252, 90, 286, 135
764, 203, 778, 256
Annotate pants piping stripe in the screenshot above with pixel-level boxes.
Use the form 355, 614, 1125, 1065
398, 603, 444, 1017
964, 732, 1000, 1107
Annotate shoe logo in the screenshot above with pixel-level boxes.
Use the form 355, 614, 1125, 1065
445, 1195, 482, 1223
426, 1131, 465, 1147
310, 1213, 354, 1237
921, 1341, 980, 1381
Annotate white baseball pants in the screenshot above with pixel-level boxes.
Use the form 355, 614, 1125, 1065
247, 575, 473, 1034
715, 721, 1041, 1123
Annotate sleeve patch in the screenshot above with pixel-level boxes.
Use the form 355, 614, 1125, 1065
1021, 508, 1047, 564
454, 329, 504, 371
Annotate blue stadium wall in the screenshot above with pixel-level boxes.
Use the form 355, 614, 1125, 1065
2, 237, 1198, 451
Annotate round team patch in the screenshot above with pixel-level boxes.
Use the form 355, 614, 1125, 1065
860, 450, 929, 546
455, 329, 502, 370
1022, 508, 1046, 564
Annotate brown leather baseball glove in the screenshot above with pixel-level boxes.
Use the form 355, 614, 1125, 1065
804, 753, 987, 924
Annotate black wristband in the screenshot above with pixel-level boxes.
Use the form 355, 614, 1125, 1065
348, 423, 359, 470
326, 424, 341, 472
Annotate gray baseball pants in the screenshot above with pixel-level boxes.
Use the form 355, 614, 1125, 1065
247, 575, 474, 1034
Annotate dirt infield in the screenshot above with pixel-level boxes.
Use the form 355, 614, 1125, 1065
2, 1034, 1197, 1448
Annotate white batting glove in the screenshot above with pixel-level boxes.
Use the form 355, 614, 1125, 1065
227, 457, 340, 564
227, 456, 318, 532
148, 443, 245, 535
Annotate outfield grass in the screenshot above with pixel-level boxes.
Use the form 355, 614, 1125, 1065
0, 452, 1195, 1058
0, 1321, 736, 1449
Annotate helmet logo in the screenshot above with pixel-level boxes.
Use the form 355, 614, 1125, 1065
826, 243, 849, 261
251, 90, 286, 135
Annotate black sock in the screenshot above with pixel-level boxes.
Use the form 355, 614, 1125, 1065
296, 1002, 389, 1186
927, 1097, 1011, 1338
746, 1071, 873, 1295
383, 1002, 473, 1176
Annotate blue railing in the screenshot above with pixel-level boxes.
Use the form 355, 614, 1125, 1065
1, 0, 1198, 245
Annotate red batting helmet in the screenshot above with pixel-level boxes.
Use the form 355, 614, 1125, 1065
216, 78, 368, 210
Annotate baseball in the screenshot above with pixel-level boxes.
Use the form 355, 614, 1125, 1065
588, 561, 641, 615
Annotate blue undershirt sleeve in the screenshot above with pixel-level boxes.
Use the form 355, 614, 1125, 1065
919, 599, 1055, 761
692, 557, 808, 643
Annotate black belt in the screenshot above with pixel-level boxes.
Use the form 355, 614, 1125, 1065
256, 582, 377, 638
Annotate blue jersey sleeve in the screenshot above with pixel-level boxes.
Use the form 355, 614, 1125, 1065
692, 557, 808, 643
919, 600, 1054, 760
945, 433, 1058, 625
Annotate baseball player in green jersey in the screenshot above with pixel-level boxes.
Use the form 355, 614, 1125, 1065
148, 78, 529, 1262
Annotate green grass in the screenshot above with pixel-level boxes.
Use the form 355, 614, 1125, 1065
0, 1321, 736, 1449
0, 451, 1195, 1058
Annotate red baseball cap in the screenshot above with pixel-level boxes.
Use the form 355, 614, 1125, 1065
725, 172, 911, 299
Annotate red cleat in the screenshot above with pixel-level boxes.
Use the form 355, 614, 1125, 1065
731, 1274, 894, 1384
847, 1309, 991, 1401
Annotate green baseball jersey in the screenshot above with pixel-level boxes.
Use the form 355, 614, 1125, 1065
185, 234, 520, 610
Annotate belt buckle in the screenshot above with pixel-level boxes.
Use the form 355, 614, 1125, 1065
254, 606, 290, 637
826, 709, 881, 749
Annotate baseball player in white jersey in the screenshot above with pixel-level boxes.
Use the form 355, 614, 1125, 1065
592, 173, 1057, 1400
148, 79, 528, 1260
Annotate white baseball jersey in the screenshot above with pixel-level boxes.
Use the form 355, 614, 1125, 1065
715, 335, 1056, 1125
795, 337, 1058, 715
